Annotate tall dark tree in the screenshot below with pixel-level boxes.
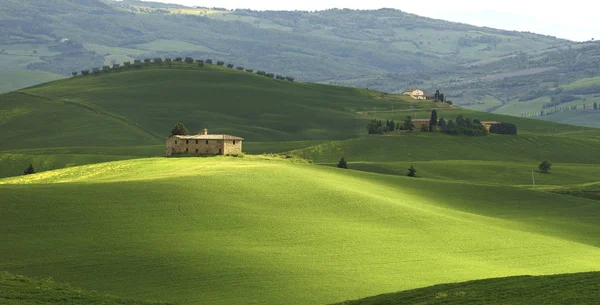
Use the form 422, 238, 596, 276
171, 122, 189, 136
72, 72, 77, 77
24, 164, 35, 175
407, 165, 417, 177
438, 118, 447, 131
429, 110, 438, 131
403, 116, 415, 131
337, 157, 348, 169
434, 90, 440, 102
594, 102, 598, 110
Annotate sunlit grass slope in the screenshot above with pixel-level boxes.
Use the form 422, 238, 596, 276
334, 272, 600, 305
0, 272, 172, 305
1, 157, 600, 304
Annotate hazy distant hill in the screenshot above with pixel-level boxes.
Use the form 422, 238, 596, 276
3, 0, 600, 127
1, 0, 568, 88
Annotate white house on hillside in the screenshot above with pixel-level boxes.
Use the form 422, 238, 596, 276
403, 88, 425, 100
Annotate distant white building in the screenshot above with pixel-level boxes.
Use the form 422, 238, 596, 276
403, 88, 425, 100
60, 38, 69, 43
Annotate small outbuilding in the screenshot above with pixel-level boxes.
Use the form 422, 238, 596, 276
165, 129, 243, 156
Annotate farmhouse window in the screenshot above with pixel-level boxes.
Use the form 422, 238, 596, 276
175, 141, 177, 144
195, 149, 198, 153
196, 140, 198, 144
233, 140, 236, 145
186, 140, 189, 144
186, 148, 188, 153
206, 140, 209, 144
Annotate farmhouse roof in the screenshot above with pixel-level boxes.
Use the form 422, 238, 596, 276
404, 88, 420, 92
171, 134, 244, 140
480, 121, 501, 125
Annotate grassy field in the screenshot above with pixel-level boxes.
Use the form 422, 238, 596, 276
0, 62, 454, 150
334, 272, 600, 305
0, 272, 173, 305
1, 156, 600, 304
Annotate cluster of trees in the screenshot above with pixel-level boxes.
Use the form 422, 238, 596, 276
489, 122, 518, 135
367, 118, 415, 134
72, 57, 295, 82
367, 111, 517, 137
442, 115, 488, 136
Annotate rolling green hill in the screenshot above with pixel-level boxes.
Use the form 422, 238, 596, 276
1, 156, 600, 304
0, 61, 450, 149
333, 272, 600, 305
1, 62, 599, 179
0, 272, 173, 305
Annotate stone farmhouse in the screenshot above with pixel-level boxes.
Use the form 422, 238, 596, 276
165, 129, 243, 156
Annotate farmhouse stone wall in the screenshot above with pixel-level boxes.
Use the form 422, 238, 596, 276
223, 139, 242, 155
165, 135, 243, 156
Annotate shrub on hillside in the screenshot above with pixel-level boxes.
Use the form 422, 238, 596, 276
171, 122, 189, 136
265, 73, 275, 78
81, 70, 90, 76
72, 72, 78, 77
206, 59, 213, 64
154, 58, 163, 64
226, 64, 234, 68
285, 76, 295, 82
24, 164, 35, 175
256, 70, 266, 76
538, 159, 552, 173
337, 157, 348, 169
216, 61, 225, 66
245, 69, 254, 73
185, 57, 194, 63
407, 165, 417, 177
236, 66, 244, 70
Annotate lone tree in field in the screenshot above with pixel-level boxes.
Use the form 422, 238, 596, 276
337, 157, 348, 169
72, 72, 78, 77
24, 164, 35, 175
171, 122, 189, 136
538, 159, 552, 173
407, 165, 417, 177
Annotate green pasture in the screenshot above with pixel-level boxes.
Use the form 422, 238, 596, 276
0, 272, 172, 305
290, 133, 600, 164
1, 157, 600, 305
335, 272, 600, 305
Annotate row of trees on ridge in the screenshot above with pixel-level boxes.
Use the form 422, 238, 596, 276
72, 57, 295, 82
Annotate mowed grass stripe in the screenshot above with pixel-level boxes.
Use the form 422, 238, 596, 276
1, 158, 600, 304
